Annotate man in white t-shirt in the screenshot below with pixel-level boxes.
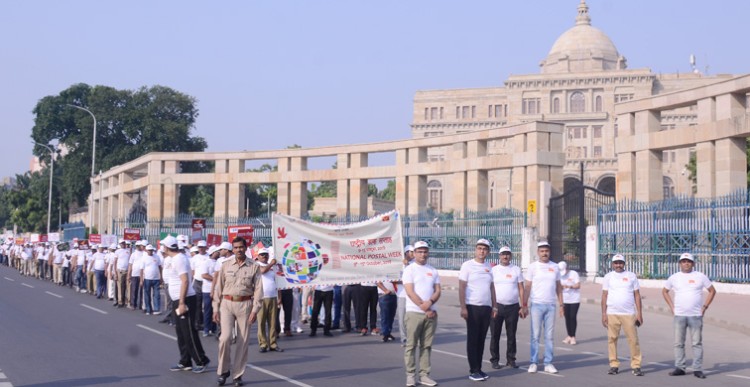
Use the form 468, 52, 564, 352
256, 248, 283, 352
459, 239, 495, 382
601, 254, 643, 376
523, 241, 563, 374
129, 242, 145, 310
489, 246, 525, 370
662, 253, 716, 379
195, 245, 218, 336
402, 241, 440, 387
396, 245, 415, 345
114, 240, 131, 308
141, 245, 163, 315
91, 245, 108, 299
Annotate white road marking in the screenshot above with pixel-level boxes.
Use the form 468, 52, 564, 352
80, 303, 107, 314
581, 351, 604, 356
136, 324, 177, 341
21, 283, 34, 288
247, 363, 314, 387
432, 348, 562, 376
0, 382, 14, 387
647, 361, 669, 366
728, 374, 750, 380
556, 347, 574, 352
45, 291, 63, 298
4, 277, 14, 281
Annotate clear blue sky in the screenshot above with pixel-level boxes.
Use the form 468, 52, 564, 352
1, 0, 748, 178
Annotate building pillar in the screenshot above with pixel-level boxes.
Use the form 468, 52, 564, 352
289, 182, 307, 218
276, 182, 290, 215
227, 159, 245, 217
162, 161, 178, 219
147, 184, 162, 220
696, 141, 716, 198
467, 170, 488, 212
213, 184, 228, 219
349, 179, 367, 217
450, 142, 467, 214
715, 137, 746, 196
407, 175, 427, 216
395, 149, 408, 214
634, 150, 663, 201
716, 92, 746, 120
616, 152, 636, 200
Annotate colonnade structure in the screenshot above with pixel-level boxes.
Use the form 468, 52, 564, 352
90, 121, 565, 232
615, 74, 750, 200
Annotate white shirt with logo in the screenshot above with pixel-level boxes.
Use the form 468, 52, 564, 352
492, 264, 524, 305
402, 263, 440, 313
257, 261, 279, 299
560, 270, 581, 304
527, 260, 561, 305
602, 270, 639, 315
91, 252, 107, 271
162, 253, 196, 300
141, 253, 163, 281
664, 270, 713, 317
194, 258, 215, 293
458, 259, 493, 307
115, 248, 131, 271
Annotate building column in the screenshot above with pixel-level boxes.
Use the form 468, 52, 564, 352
696, 142, 716, 198
289, 157, 308, 218
349, 179, 367, 217
616, 152, 636, 200
407, 175, 427, 216
147, 184, 162, 220
276, 182, 290, 215
716, 92, 746, 120
466, 170, 488, 212
634, 150, 663, 202
450, 142, 467, 214
715, 137, 746, 196
227, 159, 245, 217
394, 149, 408, 214
162, 161, 178, 219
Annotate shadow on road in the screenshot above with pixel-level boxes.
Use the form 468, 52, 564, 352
20, 374, 158, 387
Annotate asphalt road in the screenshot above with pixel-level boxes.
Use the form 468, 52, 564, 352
1, 266, 749, 387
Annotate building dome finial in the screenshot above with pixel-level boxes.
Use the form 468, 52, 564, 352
576, 0, 591, 26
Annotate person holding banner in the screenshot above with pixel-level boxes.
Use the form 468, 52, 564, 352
212, 237, 263, 386
403, 241, 440, 387
397, 245, 415, 346
256, 248, 284, 352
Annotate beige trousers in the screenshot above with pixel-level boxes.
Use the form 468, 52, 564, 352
218, 299, 252, 380
404, 311, 437, 377
607, 314, 642, 368
257, 298, 279, 349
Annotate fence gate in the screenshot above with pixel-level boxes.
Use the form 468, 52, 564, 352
548, 184, 614, 271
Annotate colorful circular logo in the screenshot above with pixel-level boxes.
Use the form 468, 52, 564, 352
280, 239, 329, 284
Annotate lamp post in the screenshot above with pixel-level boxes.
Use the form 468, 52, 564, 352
32, 141, 56, 236
65, 104, 97, 235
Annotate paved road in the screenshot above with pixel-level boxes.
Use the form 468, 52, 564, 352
1, 266, 749, 387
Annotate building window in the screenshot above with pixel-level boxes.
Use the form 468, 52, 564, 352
425, 131, 443, 137
570, 92, 585, 113
488, 105, 493, 117
595, 95, 603, 112
440, 107, 444, 119
663, 176, 675, 198
456, 106, 460, 119
427, 180, 443, 212
615, 93, 634, 103
430, 107, 438, 120
569, 126, 587, 139
471, 106, 476, 118
553, 97, 560, 113
593, 125, 602, 138
495, 104, 502, 118
522, 98, 540, 115
593, 146, 602, 157
424, 108, 428, 120
462, 106, 470, 119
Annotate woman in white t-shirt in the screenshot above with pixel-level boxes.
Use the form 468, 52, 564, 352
559, 261, 581, 345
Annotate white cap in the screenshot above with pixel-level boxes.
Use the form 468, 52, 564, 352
161, 235, 178, 250
109, 243, 117, 250
258, 248, 269, 255
414, 241, 429, 250
679, 252, 695, 262
90, 244, 97, 249
558, 261, 568, 275
612, 254, 625, 263
146, 244, 156, 251
219, 242, 233, 251
190, 246, 199, 253
73, 243, 79, 248
476, 238, 491, 247
404, 245, 414, 252
134, 240, 142, 247
119, 239, 126, 244
537, 241, 551, 248
196, 240, 207, 247
140, 239, 148, 246
177, 234, 188, 242
207, 246, 218, 255
499, 246, 512, 254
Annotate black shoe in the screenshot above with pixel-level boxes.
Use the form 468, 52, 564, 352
669, 368, 686, 376
217, 372, 230, 386
506, 360, 518, 369
323, 331, 333, 337
259, 347, 268, 353
112, 302, 119, 307
170, 363, 192, 371
478, 371, 489, 380
309, 331, 316, 337
632, 368, 644, 376
331, 325, 340, 330
233, 377, 244, 386
386, 334, 395, 341
608, 367, 619, 375
270, 346, 284, 352
491, 362, 502, 369
694, 371, 706, 379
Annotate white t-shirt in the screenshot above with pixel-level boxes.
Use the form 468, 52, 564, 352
37, 247, 49, 261
130, 254, 144, 277
75, 250, 86, 266
396, 261, 414, 298
560, 270, 581, 304
115, 249, 131, 271
141, 253, 162, 280
316, 285, 334, 292
128, 250, 142, 266
163, 253, 196, 300
62, 252, 72, 268
257, 261, 278, 299
492, 264, 524, 305
53, 250, 64, 265
458, 259, 493, 307
194, 258, 215, 293
664, 271, 713, 317
602, 270, 639, 315
91, 252, 107, 271
527, 260, 561, 305
402, 263, 440, 313
377, 281, 396, 294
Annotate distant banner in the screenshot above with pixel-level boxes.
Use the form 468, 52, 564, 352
206, 234, 223, 247
123, 228, 141, 241
228, 225, 254, 244
47, 233, 60, 242
272, 210, 404, 289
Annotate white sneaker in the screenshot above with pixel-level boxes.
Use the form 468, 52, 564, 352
562, 337, 571, 344
544, 364, 558, 374
528, 364, 537, 373
569, 337, 577, 345
295, 327, 303, 333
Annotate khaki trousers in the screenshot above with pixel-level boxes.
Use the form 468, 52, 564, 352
53, 264, 62, 283
218, 299, 252, 380
87, 271, 95, 293
257, 298, 279, 350
607, 314, 642, 368
404, 311, 437, 377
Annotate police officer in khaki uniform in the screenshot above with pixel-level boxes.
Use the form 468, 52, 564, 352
212, 237, 263, 386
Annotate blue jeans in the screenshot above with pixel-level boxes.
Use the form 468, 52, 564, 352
95, 270, 106, 297
378, 294, 397, 336
332, 285, 342, 328
530, 303, 556, 365
143, 279, 161, 313
75, 266, 86, 290
674, 315, 704, 371
202, 292, 216, 334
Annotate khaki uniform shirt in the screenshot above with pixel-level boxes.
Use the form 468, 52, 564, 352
212, 257, 264, 313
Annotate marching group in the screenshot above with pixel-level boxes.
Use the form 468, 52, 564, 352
0, 235, 717, 386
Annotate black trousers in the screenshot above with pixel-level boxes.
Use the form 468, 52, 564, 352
280, 289, 294, 333
171, 295, 209, 367
192, 279, 203, 329
357, 286, 378, 331
310, 290, 333, 333
342, 284, 360, 330
466, 304, 492, 374
489, 302, 520, 364
563, 303, 580, 337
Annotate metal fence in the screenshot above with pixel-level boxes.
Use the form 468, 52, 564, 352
112, 209, 527, 270
598, 191, 750, 283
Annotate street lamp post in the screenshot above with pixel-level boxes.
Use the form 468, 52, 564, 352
33, 142, 56, 236
65, 104, 97, 235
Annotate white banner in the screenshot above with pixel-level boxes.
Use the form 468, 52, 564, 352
47, 232, 61, 242
272, 211, 404, 289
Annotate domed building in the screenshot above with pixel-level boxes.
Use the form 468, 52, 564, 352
411, 0, 737, 212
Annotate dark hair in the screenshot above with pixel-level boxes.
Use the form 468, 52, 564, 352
232, 236, 246, 247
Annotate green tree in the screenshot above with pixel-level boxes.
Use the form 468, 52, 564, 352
188, 185, 215, 218
4, 172, 53, 232
245, 163, 277, 217
31, 84, 207, 211
377, 180, 396, 201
